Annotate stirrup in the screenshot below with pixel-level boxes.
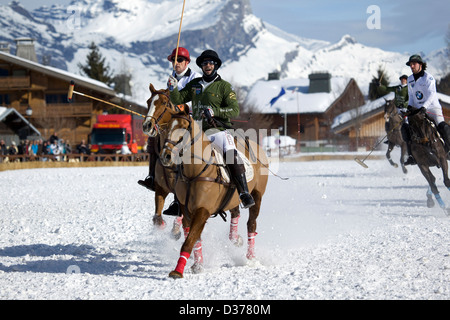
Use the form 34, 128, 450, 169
163, 200, 181, 216
239, 192, 255, 209
404, 156, 416, 166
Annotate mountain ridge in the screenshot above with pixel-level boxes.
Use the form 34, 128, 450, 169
0, 0, 447, 104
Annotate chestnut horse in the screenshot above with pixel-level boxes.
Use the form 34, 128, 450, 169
160, 108, 269, 278
384, 99, 408, 174
142, 84, 243, 242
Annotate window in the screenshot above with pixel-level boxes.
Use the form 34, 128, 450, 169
0, 68, 8, 77
0, 94, 10, 105
45, 94, 69, 104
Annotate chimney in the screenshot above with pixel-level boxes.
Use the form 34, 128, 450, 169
0, 42, 10, 54
308, 72, 331, 93
268, 72, 280, 81
14, 38, 38, 62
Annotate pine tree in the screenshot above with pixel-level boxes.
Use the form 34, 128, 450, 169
78, 42, 113, 85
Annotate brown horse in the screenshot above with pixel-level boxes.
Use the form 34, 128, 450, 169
160, 108, 269, 278
384, 99, 408, 174
142, 84, 243, 242
407, 108, 450, 215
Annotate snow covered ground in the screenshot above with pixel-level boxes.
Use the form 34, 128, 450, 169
0, 149, 449, 300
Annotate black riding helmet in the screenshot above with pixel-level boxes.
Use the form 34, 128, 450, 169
196, 50, 222, 69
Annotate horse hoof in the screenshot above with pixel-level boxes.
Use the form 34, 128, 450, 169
402, 167, 408, 174
152, 215, 166, 229
427, 198, 435, 208
171, 229, 182, 240
191, 263, 204, 274
393, 163, 398, 168
170, 223, 182, 240
169, 270, 183, 279
230, 235, 243, 247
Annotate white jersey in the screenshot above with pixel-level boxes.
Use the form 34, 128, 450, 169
174, 68, 201, 91
407, 71, 444, 124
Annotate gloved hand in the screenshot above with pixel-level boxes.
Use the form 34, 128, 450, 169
167, 75, 178, 91
203, 107, 215, 126
399, 108, 408, 117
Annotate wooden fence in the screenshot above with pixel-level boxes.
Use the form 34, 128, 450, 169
0, 153, 150, 171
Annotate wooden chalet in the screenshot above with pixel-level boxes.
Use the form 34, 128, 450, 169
332, 92, 450, 151
0, 39, 146, 146
245, 72, 365, 151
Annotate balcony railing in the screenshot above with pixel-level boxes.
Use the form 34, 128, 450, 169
0, 76, 30, 88
17, 103, 93, 118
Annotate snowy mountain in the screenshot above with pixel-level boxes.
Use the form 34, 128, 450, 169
0, 0, 447, 105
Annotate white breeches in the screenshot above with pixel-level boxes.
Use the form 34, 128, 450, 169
206, 130, 236, 153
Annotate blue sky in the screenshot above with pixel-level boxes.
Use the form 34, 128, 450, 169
5, 0, 449, 55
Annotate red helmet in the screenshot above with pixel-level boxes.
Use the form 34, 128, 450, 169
167, 47, 190, 62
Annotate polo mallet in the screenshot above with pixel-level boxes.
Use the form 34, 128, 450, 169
354, 118, 404, 168
173, 0, 187, 71
67, 81, 145, 118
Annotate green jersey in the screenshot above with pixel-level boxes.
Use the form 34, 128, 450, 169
169, 76, 240, 131
377, 84, 409, 109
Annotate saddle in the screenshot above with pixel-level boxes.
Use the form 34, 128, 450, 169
212, 148, 254, 183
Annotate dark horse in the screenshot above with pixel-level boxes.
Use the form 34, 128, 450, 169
407, 108, 450, 215
384, 99, 408, 174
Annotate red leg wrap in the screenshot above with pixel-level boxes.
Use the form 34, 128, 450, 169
193, 240, 203, 265
247, 232, 257, 259
174, 251, 190, 274
229, 217, 239, 241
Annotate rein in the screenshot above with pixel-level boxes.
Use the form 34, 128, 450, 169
163, 114, 233, 222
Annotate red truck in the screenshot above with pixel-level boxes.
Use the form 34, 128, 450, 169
90, 114, 146, 154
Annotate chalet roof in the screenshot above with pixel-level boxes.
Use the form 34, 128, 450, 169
0, 51, 115, 97
244, 77, 353, 114
0, 107, 41, 136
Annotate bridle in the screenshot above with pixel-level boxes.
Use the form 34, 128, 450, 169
145, 91, 177, 134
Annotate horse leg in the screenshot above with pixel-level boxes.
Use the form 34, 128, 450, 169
152, 186, 168, 229
400, 142, 408, 174
229, 206, 243, 247
426, 187, 435, 208
170, 203, 185, 240
169, 207, 209, 279
386, 142, 398, 168
181, 224, 204, 273
418, 165, 445, 209
246, 191, 262, 260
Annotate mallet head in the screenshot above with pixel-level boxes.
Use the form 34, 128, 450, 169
67, 80, 75, 102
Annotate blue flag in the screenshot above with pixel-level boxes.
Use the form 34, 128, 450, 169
269, 87, 286, 106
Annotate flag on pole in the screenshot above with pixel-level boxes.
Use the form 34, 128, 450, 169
269, 87, 286, 106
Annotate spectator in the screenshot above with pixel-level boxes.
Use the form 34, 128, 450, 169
49, 140, 61, 161
49, 132, 58, 144
121, 142, 131, 155
31, 140, 38, 156
0, 139, 7, 162
37, 139, 44, 156
65, 140, 72, 154
8, 141, 18, 155
59, 138, 66, 155
130, 139, 138, 154
0, 139, 7, 155
77, 139, 90, 154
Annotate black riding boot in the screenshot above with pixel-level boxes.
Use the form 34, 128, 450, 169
163, 196, 181, 216
437, 122, 450, 153
226, 150, 255, 209
384, 121, 389, 144
138, 137, 157, 191
401, 123, 416, 166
